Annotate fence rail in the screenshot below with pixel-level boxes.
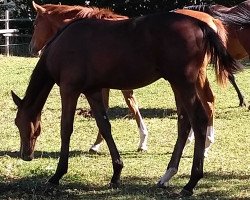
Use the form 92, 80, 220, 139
0, 1, 33, 56
0, 17, 33, 56
0, 18, 33, 22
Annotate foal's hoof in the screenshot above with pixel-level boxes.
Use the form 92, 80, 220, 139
47, 177, 60, 186
156, 181, 169, 189
44, 181, 60, 195
180, 188, 193, 197
108, 181, 121, 189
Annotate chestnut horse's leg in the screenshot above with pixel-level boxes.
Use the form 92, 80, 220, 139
86, 91, 123, 187
89, 89, 148, 153
89, 88, 109, 153
158, 83, 207, 196
196, 76, 215, 157
48, 88, 80, 185
121, 90, 148, 151
228, 73, 247, 107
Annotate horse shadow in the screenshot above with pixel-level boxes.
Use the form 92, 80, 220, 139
0, 171, 249, 199
77, 106, 177, 120
0, 149, 177, 160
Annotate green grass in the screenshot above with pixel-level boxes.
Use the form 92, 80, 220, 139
0, 56, 249, 199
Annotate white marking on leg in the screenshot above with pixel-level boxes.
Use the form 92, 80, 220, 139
204, 125, 215, 157
158, 167, 178, 187
137, 112, 148, 151
90, 143, 101, 152
185, 128, 194, 146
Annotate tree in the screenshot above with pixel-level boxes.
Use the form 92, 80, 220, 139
10, 0, 247, 19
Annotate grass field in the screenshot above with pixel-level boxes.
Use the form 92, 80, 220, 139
0, 56, 249, 199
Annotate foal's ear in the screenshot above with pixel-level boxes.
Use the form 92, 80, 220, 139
11, 91, 23, 108
32, 1, 46, 14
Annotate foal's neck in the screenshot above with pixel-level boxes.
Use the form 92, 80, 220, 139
23, 60, 54, 118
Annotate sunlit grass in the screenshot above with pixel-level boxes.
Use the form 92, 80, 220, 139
0, 56, 249, 199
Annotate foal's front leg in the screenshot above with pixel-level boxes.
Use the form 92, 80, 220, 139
48, 89, 80, 185
86, 91, 123, 187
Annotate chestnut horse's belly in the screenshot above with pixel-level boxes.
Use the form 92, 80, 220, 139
227, 37, 248, 60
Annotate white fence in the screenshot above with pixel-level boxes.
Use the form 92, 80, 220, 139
0, 0, 33, 56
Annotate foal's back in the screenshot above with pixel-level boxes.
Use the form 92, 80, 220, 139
43, 12, 206, 90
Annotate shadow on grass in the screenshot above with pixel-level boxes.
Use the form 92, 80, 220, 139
0, 149, 176, 160
78, 106, 177, 120
108, 107, 177, 119
0, 171, 249, 200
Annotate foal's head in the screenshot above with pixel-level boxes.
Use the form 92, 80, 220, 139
11, 91, 41, 161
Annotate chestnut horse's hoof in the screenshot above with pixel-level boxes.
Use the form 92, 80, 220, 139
88, 148, 100, 154
239, 102, 247, 107
137, 148, 147, 152
180, 188, 193, 197
108, 181, 121, 189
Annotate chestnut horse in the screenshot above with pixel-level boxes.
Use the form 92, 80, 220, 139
30, 1, 149, 153
29, 2, 228, 157
12, 11, 242, 196
184, 0, 250, 108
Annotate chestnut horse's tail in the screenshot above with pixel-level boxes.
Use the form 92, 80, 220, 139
200, 22, 243, 86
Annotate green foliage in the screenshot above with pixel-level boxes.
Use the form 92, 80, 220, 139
8, 0, 249, 19
0, 56, 249, 199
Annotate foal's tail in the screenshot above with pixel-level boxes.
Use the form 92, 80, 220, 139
200, 22, 243, 86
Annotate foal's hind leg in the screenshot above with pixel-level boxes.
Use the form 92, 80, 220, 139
158, 84, 208, 196
121, 90, 148, 151
86, 91, 123, 187
182, 90, 208, 196
158, 85, 191, 188
186, 65, 215, 157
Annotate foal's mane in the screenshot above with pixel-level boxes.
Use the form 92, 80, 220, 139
42, 4, 128, 20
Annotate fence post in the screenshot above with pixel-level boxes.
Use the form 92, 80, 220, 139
4, 0, 10, 56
